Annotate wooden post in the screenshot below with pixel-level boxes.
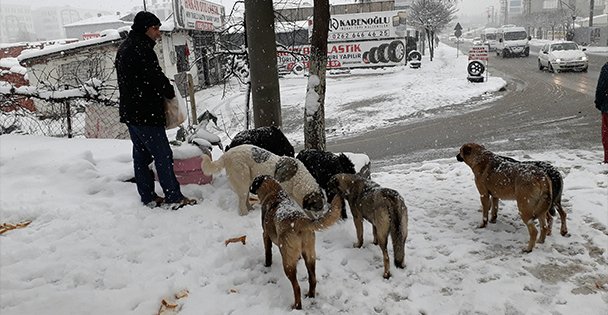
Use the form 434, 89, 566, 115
65, 100, 72, 138
187, 73, 197, 125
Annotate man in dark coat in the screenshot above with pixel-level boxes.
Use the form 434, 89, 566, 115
115, 11, 197, 209
594, 62, 608, 163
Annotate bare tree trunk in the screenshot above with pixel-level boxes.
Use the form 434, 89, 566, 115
244, 0, 282, 128
428, 30, 435, 61
304, 0, 329, 150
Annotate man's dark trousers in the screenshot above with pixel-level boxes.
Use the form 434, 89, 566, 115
127, 125, 184, 204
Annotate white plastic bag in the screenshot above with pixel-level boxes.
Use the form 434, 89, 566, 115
164, 82, 187, 129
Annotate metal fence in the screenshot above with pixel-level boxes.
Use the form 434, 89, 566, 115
1, 99, 127, 139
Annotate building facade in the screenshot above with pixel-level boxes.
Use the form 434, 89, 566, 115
0, 4, 35, 43
32, 6, 113, 41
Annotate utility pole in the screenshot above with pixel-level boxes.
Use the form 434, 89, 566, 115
589, 0, 595, 27
500, 0, 508, 25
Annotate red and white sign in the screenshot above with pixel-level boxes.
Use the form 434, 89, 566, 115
173, 0, 224, 31
82, 33, 100, 40
468, 46, 488, 61
277, 39, 405, 72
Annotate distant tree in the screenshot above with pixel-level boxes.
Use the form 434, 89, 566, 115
409, 0, 457, 61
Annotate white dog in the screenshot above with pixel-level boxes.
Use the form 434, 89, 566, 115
201, 144, 324, 215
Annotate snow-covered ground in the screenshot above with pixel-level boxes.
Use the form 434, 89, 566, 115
1, 44, 607, 315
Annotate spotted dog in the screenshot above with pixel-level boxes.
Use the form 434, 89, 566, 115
201, 145, 324, 215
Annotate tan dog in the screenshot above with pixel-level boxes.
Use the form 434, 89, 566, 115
327, 173, 408, 279
456, 143, 556, 252
486, 155, 569, 238
201, 145, 324, 215
249, 175, 343, 310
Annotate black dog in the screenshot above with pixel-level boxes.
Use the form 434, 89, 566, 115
296, 149, 356, 219
225, 126, 294, 157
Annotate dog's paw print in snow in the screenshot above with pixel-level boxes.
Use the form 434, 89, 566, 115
552, 242, 586, 256
477, 273, 501, 284
436, 245, 452, 257
582, 216, 608, 236
524, 263, 588, 285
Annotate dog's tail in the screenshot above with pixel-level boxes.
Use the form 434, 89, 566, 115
307, 195, 343, 231
201, 154, 225, 175
386, 189, 408, 269
538, 163, 562, 217
533, 162, 562, 216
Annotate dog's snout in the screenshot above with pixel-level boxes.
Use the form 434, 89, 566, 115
456, 154, 464, 162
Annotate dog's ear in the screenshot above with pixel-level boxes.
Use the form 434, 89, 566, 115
250, 175, 270, 194
462, 144, 472, 157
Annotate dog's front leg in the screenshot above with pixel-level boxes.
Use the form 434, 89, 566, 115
478, 194, 491, 228
263, 233, 272, 267
238, 196, 250, 216
353, 215, 364, 248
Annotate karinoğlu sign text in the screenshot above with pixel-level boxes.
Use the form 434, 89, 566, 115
322, 11, 404, 42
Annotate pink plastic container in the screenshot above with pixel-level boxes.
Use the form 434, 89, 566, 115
155, 155, 213, 185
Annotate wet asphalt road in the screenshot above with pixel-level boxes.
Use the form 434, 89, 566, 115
326, 43, 603, 167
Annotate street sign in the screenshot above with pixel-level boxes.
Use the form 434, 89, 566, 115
454, 22, 463, 38
468, 46, 488, 61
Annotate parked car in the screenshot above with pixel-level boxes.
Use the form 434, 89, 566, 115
538, 41, 588, 73
472, 37, 483, 46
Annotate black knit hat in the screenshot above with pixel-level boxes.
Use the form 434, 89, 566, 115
131, 11, 161, 33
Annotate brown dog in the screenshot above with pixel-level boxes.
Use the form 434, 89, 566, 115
327, 173, 408, 279
249, 175, 343, 310
456, 143, 556, 252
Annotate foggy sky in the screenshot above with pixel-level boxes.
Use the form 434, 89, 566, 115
3, 0, 500, 17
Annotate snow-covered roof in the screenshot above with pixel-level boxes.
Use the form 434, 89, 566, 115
274, 0, 362, 9
275, 20, 308, 33
18, 30, 123, 64
160, 19, 175, 32
64, 14, 132, 27
0, 57, 27, 75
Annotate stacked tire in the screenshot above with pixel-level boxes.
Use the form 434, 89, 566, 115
363, 40, 405, 64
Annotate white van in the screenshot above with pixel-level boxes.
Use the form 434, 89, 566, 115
481, 28, 498, 51
496, 25, 531, 58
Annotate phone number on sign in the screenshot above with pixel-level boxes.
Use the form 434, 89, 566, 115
330, 30, 390, 41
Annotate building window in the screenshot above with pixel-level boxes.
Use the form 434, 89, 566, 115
543, 0, 558, 9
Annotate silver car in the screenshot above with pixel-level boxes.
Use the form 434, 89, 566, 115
538, 41, 588, 73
